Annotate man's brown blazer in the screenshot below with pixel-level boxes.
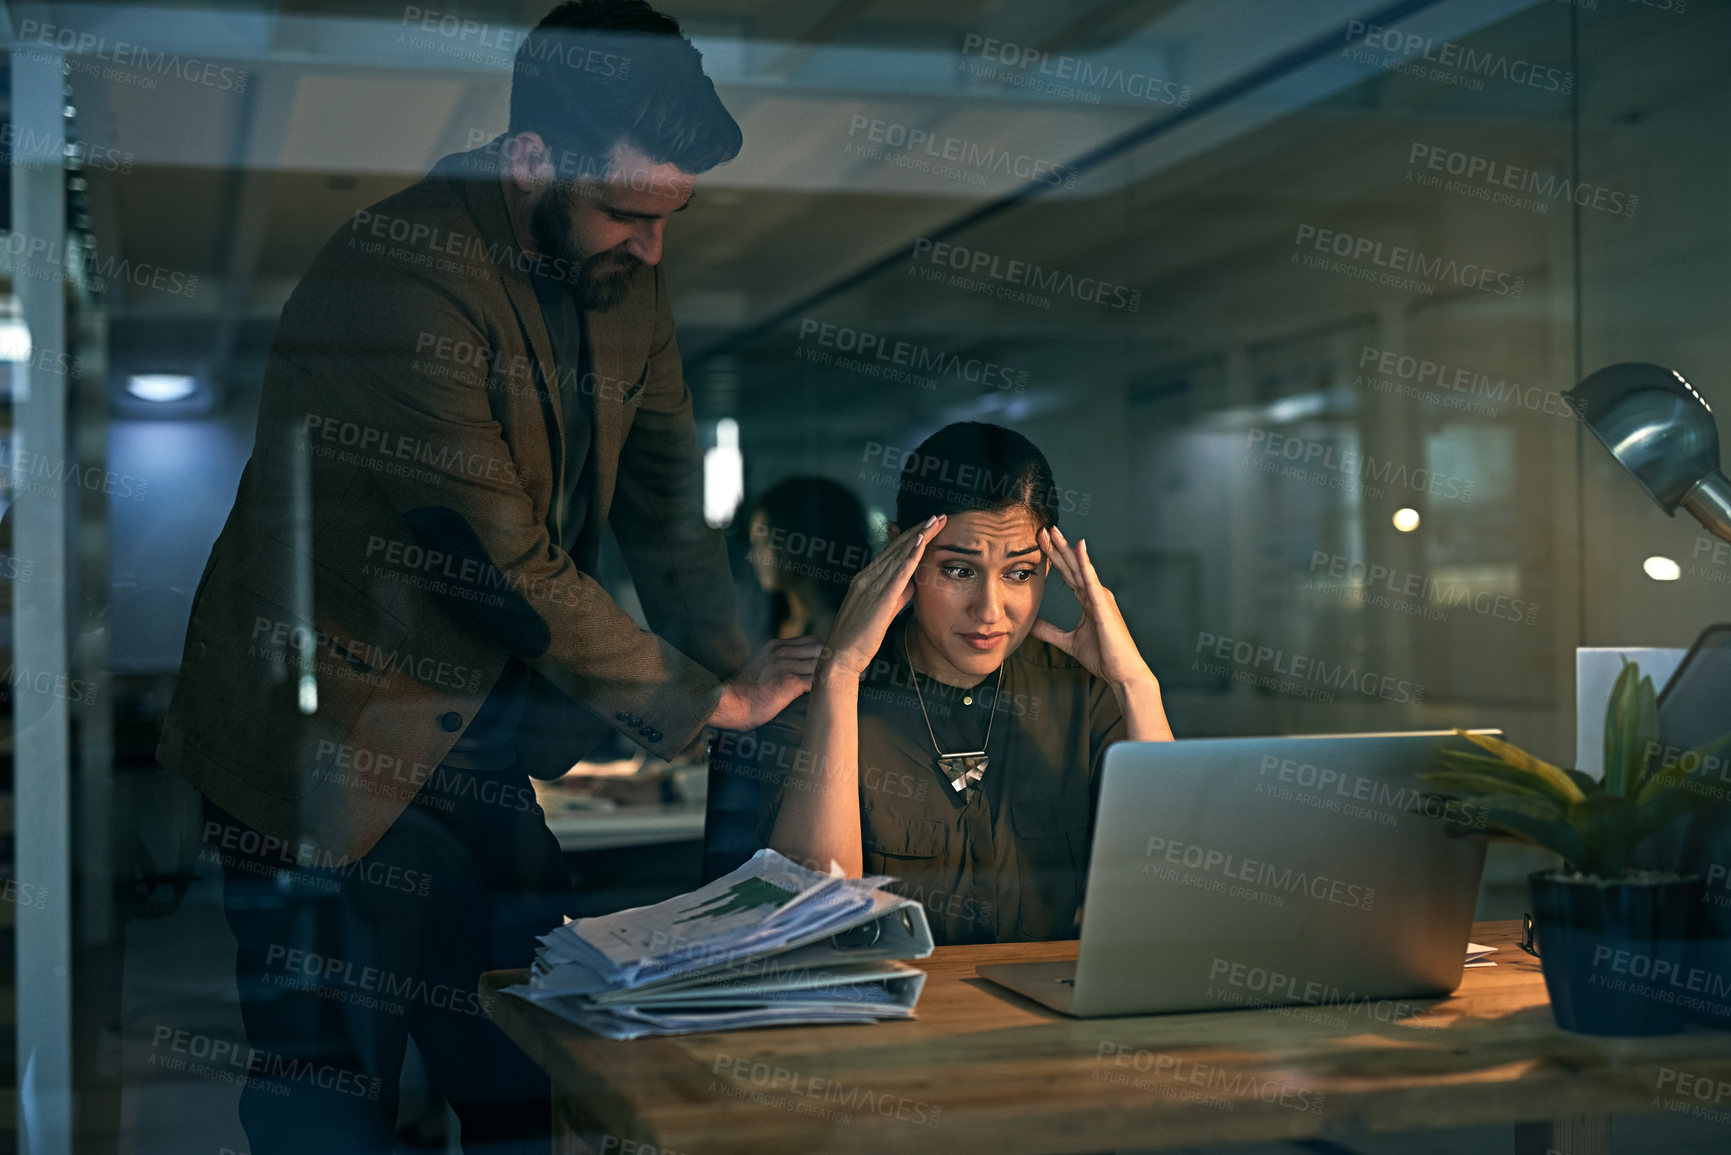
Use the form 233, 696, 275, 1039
157, 140, 749, 863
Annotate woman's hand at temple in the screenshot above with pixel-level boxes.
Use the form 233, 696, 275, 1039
820, 514, 945, 680
1032, 525, 1174, 741
769, 514, 946, 879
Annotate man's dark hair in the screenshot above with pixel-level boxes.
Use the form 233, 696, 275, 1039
894, 422, 1061, 533
509, 0, 742, 178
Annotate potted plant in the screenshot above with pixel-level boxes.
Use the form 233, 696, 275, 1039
1422, 660, 1731, 1036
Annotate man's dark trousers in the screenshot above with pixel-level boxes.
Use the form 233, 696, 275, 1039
204, 763, 571, 1154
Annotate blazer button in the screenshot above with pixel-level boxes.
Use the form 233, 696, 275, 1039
616, 711, 630, 722
627, 715, 644, 727
645, 728, 663, 743
438, 711, 463, 732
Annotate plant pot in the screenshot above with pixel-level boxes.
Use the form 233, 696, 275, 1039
1527, 869, 1702, 1036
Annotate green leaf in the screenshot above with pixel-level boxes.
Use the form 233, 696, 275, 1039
1423, 769, 1567, 809
1452, 730, 1585, 805
1431, 748, 1583, 809
1570, 793, 1641, 876
1633, 728, 1731, 838
1633, 777, 1718, 843
1617, 670, 1660, 798
1465, 794, 1590, 867
1603, 661, 1638, 798
1638, 729, 1731, 804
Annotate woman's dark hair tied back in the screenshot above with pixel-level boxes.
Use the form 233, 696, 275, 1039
894, 422, 1061, 533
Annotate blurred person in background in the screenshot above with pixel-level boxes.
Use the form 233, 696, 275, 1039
705, 476, 872, 881
745, 477, 874, 641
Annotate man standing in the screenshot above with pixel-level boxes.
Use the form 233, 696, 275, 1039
157, 3, 815, 1151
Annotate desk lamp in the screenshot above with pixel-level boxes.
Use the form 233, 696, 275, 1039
1567, 362, 1731, 544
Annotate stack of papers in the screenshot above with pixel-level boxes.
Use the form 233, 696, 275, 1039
505, 849, 934, 1039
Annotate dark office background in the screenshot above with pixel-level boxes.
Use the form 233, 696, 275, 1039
0, 0, 1724, 1151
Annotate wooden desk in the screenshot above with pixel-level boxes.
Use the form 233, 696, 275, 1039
481, 920, 1731, 1155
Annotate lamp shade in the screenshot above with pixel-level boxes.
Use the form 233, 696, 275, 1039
1567, 362, 1731, 543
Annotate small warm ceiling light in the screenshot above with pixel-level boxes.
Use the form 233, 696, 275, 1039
126, 373, 198, 402
1643, 556, 1682, 581
1392, 508, 1421, 533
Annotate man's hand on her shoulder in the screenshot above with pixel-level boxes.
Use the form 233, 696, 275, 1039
706, 636, 822, 731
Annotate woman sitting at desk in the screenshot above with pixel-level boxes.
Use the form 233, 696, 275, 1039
760, 422, 1174, 945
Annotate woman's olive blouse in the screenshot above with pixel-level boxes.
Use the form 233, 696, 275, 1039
746, 613, 1126, 946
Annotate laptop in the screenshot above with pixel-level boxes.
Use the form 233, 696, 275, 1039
977, 732, 1491, 1017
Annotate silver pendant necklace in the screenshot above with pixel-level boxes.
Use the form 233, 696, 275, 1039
904, 629, 1003, 793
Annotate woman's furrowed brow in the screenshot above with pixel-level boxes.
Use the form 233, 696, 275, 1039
930, 543, 1041, 558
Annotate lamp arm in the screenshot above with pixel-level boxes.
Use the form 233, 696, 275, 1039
1680, 472, 1731, 544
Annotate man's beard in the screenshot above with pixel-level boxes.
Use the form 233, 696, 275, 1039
530, 180, 643, 312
